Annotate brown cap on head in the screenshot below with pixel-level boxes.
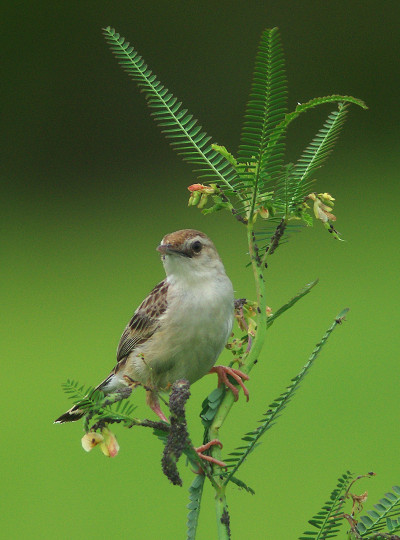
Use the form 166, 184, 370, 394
156, 229, 216, 259
160, 229, 207, 249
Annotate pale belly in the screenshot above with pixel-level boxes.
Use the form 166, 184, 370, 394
127, 278, 233, 389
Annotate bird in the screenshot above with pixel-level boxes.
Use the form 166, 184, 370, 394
55, 229, 248, 425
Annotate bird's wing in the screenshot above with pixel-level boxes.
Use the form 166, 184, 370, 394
116, 279, 169, 362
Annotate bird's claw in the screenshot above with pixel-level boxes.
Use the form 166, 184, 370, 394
209, 365, 250, 401
195, 439, 227, 469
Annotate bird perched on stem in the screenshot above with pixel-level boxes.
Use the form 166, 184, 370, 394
55, 229, 248, 424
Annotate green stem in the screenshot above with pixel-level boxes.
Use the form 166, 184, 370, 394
244, 220, 268, 373
215, 485, 230, 540
210, 219, 268, 533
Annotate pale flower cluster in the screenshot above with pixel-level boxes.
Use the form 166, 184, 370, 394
81, 427, 119, 457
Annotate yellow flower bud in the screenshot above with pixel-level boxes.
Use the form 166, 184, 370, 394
318, 192, 335, 203
81, 431, 104, 452
258, 206, 269, 219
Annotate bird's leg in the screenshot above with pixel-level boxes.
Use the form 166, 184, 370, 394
195, 439, 227, 469
123, 376, 169, 422
146, 389, 169, 423
209, 365, 250, 401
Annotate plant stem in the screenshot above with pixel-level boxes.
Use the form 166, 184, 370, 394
210, 219, 268, 532
244, 219, 268, 373
209, 221, 267, 440
215, 485, 231, 539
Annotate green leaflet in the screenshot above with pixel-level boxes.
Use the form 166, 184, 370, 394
62, 379, 94, 402
259, 105, 349, 250
102, 27, 239, 193
356, 486, 400, 536
298, 472, 353, 540
237, 27, 288, 217
260, 95, 366, 229
266, 279, 319, 328
285, 95, 367, 126
223, 308, 349, 484
61, 379, 136, 429
265, 95, 367, 160
200, 386, 225, 429
186, 475, 205, 540
292, 105, 349, 195
221, 474, 255, 495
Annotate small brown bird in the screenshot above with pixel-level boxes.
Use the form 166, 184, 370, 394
55, 229, 248, 424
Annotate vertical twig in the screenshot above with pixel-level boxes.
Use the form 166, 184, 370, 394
215, 487, 231, 539
211, 218, 268, 537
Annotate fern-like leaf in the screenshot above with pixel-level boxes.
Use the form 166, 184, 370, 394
223, 308, 348, 482
291, 104, 349, 199
103, 27, 239, 192
221, 474, 255, 495
62, 379, 138, 429
285, 95, 367, 127
266, 279, 319, 328
237, 27, 287, 214
62, 379, 94, 401
298, 472, 353, 539
200, 387, 225, 429
264, 95, 367, 180
186, 475, 205, 540
356, 486, 400, 536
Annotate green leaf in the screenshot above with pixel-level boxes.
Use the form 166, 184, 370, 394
224, 309, 348, 482
224, 475, 255, 495
200, 387, 225, 428
61, 378, 140, 430
291, 105, 349, 204
102, 27, 239, 192
211, 144, 239, 168
186, 474, 205, 540
263, 95, 367, 193
286, 95, 367, 127
298, 472, 353, 540
237, 27, 288, 217
356, 486, 400, 536
62, 379, 93, 401
266, 279, 319, 328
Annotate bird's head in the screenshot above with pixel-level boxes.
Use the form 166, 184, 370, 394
157, 229, 224, 280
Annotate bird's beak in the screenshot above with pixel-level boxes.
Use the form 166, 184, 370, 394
157, 243, 169, 255
157, 244, 189, 257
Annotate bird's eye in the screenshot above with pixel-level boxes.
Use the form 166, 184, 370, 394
191, 240, 202, 254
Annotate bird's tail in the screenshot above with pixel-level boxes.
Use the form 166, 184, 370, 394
54, 373, 115, 424
54, 403, 86, 424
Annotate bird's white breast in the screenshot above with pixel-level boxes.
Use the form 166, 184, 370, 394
132, 269, 234, 388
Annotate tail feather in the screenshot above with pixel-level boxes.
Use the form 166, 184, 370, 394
54, 373, 116, 424
54, 404, 86, 424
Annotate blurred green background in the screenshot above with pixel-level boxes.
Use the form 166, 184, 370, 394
2, 1, 400, 538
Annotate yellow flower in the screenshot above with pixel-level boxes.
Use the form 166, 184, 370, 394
318, 192, 335, 203
307, 193, 336, 223
258, 206, 270, 219
81, 427, 120, 458
313, 201, 336, 223
81, 431, 104, 452
100, 427, 120, 458
187, 184, 215, 208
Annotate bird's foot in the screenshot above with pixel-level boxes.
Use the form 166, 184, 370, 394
195, 439, 227, 469
209, 365, 250, 401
